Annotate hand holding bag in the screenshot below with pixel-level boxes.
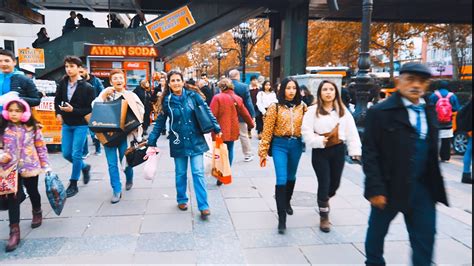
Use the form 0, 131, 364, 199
144, 150, 160, 180
45, 172, 67, 216
125, 140, 148, 167
212, 136, 232, 185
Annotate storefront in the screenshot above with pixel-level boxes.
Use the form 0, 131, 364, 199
84, 44, 159, 90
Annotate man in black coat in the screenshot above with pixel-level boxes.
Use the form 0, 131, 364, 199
55, 56, 95, 198
133, 80, 152, 134
363, 63, 448, 266
0, 49, 41, 107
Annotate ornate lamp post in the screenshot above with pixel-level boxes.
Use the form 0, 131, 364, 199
351, 0, 376, 131
232, 22, 257, 82
436, 63, 446, 78
200, 58, 211, 75
213, 46, 228, 79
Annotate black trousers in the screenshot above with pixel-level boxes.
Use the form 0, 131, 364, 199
143, 108, 151, 133
8, 176, 41, 225
311, 144, 346, 203
256, 114, 264, 133
440, 138, 452, 161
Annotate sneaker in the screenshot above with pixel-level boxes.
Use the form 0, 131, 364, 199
82, 164, 91, 185
66, 183, 79, 198
94, 151, 102, 156
244, 155, 254, 162
111, 192, 122, 204
82, 152, 90, 159
178, 204, 188, 211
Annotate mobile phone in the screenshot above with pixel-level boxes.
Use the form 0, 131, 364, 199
61, 101, 68, 107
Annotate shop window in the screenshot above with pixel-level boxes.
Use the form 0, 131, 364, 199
4, 40, 15, 54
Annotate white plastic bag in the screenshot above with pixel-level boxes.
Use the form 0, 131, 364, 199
144, 153, 159, 180
203, 133, 213, 176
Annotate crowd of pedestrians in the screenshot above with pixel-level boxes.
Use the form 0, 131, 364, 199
0, 48, 471, 265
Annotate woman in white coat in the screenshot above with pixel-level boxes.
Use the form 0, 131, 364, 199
302, 80, 361, 233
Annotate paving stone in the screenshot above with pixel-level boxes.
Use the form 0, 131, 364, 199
57, 235, 138, 256
140, 214, 192, 233
133, 251, 197, 264
62, 252, 135, 264
25, 217, 90, 239
353, 241, 411, 265
45, 201, 102, 218
0, 237, 66, 261
225, 198, 271, 213
196, 240, 246, 264
221, 186, 261, 199
84, 216, 142, 236
313, 225, 368, 244
96, 199, 147, 216
433, 239, 473, 265
230, 212, 278, 230
286, 210, 319, 228
330, 209, 368, 226
237, 228, 324, 249
0, 220, 34, 240
300, 244, 366, 265
136, 232, 195, 252
243, 246, 309, 264
146, 199, 183, 214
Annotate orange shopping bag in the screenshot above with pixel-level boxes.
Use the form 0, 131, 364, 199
211, 136, 232, 185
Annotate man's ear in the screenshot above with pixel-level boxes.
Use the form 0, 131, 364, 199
394, 77, 400, 88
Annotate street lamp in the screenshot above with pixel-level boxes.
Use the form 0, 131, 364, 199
436, 63, 446, 78
232, 22, 257, 82
212, 46, 228, 79
200, 58, 211, 75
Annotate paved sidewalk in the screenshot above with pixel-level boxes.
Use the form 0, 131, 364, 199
0, 136, 472, 265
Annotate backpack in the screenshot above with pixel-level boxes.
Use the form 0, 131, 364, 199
435, 91, 454, 123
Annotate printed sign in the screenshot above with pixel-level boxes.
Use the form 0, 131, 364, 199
32, 97, 62, 145
18, 48, 45, 69
85, 45, 158, 58
145, 6, 196, 44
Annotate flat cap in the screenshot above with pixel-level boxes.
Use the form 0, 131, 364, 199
399, 62, 432, 77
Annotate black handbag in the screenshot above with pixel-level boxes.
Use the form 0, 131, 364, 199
125, 140, 149, 167
191, 95, 214, 134
89, 98, 128, 133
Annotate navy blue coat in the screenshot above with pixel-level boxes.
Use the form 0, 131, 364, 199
363, 92, 448, 213
10, 74, 42, 107
232, 80, 255, 122
148, 89, 221, 158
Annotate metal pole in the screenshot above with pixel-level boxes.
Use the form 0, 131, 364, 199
217, 58, 221, 79
351, 0, 375, 129
241, 41, 247, 83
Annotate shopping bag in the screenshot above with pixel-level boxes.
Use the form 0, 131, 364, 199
0, 165, 18, 196
203, 134, 213, 176
45, 172, 67, 216
144, 152, 160, 180
211, 137, 232, 185
89, 98, 128, 133
96, 131, 127, 147
125, 140, 148, 167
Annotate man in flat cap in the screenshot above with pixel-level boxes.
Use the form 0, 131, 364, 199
363, 62, 448, 266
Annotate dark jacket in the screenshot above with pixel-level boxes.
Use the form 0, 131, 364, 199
54, 77, 95, 126
32, 32, 50, 48
201, 85, 214, 107
63, 17, 76, 34
456, 99, 472, 133
10, 74, 42, 107
148, 89, 221, 158
232, 79, 256, 122
363, 92, 448, 213
86, 75, 104, 97
133, 85, 152, 113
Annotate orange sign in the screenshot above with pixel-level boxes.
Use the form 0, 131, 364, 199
85, 45, 158, 57
32, 97, 62, 145
18, 48, 45, 69
146, 6, 196, 44
124, 62, 149, 69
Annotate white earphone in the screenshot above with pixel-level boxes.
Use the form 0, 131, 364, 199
168, 93, 181, 145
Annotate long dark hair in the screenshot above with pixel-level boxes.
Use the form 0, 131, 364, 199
261, 80, 273, 93
277, 78, 302, 106
157, 70, 204, 114
0, 101, 39, 135
316, 80, 345, 118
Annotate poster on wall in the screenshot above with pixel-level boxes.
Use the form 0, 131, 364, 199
18, 48, 45, 69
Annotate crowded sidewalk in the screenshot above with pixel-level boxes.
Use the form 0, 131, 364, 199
0, 135, 471, 264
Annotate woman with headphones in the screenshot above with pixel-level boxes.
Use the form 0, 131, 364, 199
0, 98, 50, 252
147, 71, 221, 220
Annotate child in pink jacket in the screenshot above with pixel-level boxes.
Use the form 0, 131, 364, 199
0, 98, 50, 252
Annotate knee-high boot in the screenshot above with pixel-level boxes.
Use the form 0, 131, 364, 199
275, 185, 287, 234
286, 181, 296, 215
5, 224, 20, 252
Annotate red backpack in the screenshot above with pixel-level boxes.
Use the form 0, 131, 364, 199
435, 91, 454, 123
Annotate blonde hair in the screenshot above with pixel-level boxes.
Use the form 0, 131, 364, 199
218, 78, 234, 91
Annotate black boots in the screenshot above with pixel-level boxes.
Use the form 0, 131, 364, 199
275, 185, 287, 235
462, 173, 472, 184
66, 181, 79, 198
318, 200, 331, 233
286, 181, 296, 215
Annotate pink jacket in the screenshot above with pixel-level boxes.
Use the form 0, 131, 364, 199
1, 124, 49, 178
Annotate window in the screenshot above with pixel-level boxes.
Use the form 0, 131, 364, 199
4, 40, 15, 54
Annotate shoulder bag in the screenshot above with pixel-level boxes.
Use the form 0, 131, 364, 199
192, 94, 214, 134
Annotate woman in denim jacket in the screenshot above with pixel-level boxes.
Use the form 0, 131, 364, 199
147, 71, 221, 220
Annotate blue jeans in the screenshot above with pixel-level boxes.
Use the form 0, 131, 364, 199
224, 141, 234, 166
272, 137, 303, 185
61, 124, 89, 181
463, 137, 472, 174
174, 154, 209, 211
365, 181, 436, 266
104, 139, 133, 194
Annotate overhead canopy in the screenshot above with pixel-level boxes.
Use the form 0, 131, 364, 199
22, 0, 472, 24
